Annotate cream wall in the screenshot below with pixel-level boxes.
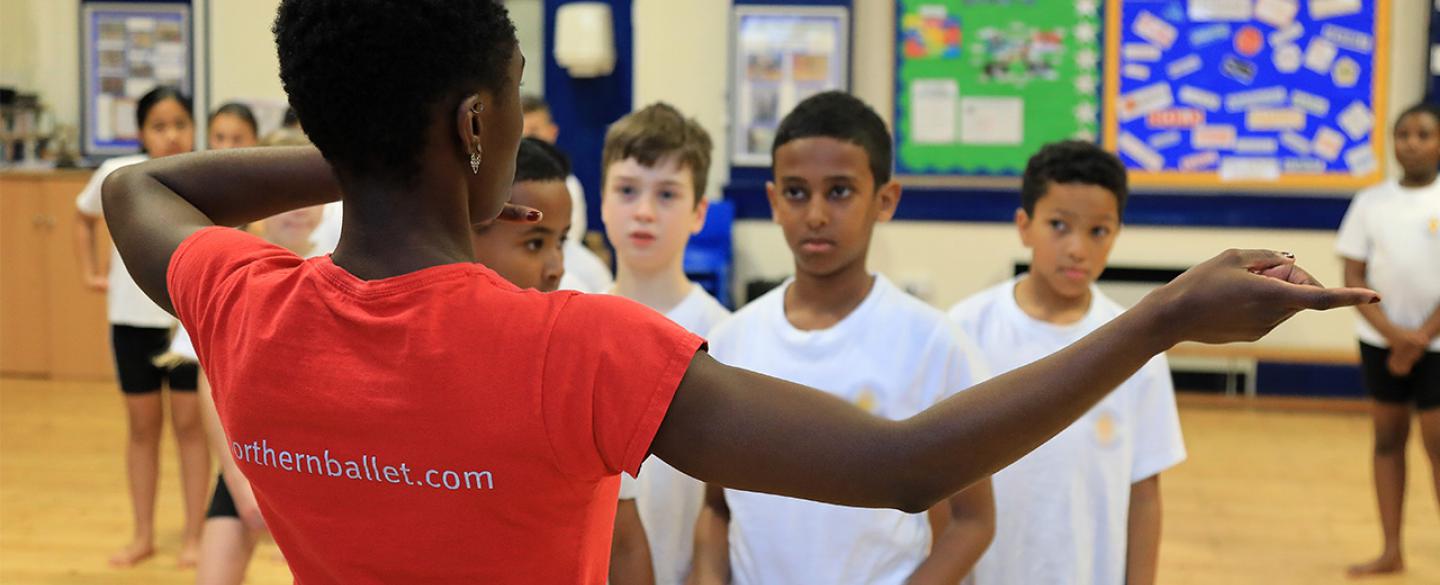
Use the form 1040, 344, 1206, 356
209, 0, 284, 105
630, 1, 1432, 351
632, 0, 731, 197
0, 0, 252, 130
1, 0, 81, 128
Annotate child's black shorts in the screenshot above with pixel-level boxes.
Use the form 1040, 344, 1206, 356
111, 325, 198, 394
1359, 342, 1440, 411
207, 473, 238, 519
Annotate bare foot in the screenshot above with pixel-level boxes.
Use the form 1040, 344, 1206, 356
1347, 554, 1404, 578
108, 540, 155, 568
177, 539, 200, 569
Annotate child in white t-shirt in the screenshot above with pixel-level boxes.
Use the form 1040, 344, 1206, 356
601, 103, 730, 585
693, 92, 994, 585
949, 140, 1186, 585
1338, 103, 1440, 578
73, 86, 208, 569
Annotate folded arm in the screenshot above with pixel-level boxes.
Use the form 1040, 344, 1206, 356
100, 147, 342, 315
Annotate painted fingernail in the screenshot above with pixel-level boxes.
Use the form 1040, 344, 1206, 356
1369, 295, 1380, 304
1280, 251, 1295, 259
526, 210, 542, 221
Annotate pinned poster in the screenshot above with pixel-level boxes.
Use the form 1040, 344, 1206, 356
896, 0, 1100, 178
1104, 0, 1389, 189
909, 79, 959, 144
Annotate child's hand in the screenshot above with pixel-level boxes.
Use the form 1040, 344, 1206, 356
1386, 330, 1429, 376
1387, 348, 1420, 376
1142, 249, 1378, 346
83, 274, 109, 293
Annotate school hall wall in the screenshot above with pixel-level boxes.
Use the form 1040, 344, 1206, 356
2, 0, 1428, 353
630, 0, 1429, 352
0, 0, 543, 130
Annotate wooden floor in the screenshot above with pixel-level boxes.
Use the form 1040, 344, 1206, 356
1, 379, 1436, 584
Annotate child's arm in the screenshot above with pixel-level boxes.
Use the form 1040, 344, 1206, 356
199, 374, 266, 532
72, 211, 108, 292
687, 484, 730, 585
1344, 258, 1430, 373
908, 479, 995, 584
1419, 303, 1440, 342
1126, 475, 1163, 585
652, 252, 1375, 512
609, 499, 655, 585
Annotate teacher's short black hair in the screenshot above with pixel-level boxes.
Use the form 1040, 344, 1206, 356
273, 0, 517, 184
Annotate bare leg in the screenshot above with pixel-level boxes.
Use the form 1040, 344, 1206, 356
1348, 401, 1411, 577
111, 393, 164, 567
195, 517, 260, 585
1418, 408, 1440, 520
170, 392, 212, 569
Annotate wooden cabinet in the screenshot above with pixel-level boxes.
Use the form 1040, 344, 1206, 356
1, 176, 51, 375
0, 171, 115, 381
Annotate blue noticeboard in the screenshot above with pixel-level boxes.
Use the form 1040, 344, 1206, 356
1103, 0, 1388, 191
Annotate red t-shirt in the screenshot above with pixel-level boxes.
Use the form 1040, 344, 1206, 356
168, 227, 703, 584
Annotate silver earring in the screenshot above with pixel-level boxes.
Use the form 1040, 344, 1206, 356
469, 100, 484, 174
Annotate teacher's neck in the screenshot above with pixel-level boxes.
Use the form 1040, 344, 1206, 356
329, 168, 478, 281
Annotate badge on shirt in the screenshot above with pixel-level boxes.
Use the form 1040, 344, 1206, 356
1095, 409, 1120, 448
855, 387, 879, 414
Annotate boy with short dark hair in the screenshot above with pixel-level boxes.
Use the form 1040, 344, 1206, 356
601, 102, 729, 585
949, 140, 1186, 585
692, 91, 996, 585
519, 94, 612, 293
470, 137, 573, 292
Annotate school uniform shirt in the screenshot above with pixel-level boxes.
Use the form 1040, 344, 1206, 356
948, 277, 1187, 585
562, 242, 615, 294
707, 275, 988, 585
75, 154, 177, 328
1336, 179, 1440, 351
309, 201, 343, 256
567, 174, 587, 245
624, 284, 730, 585
168, 227, 703, 584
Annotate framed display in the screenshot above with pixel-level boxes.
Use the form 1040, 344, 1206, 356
731, 5, 850, 167
82, 2, 192, 156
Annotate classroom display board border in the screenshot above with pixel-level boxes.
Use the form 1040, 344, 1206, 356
1101, 0, 1391, 191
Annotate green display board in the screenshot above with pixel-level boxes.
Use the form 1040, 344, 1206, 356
895, 0, 1101, 177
